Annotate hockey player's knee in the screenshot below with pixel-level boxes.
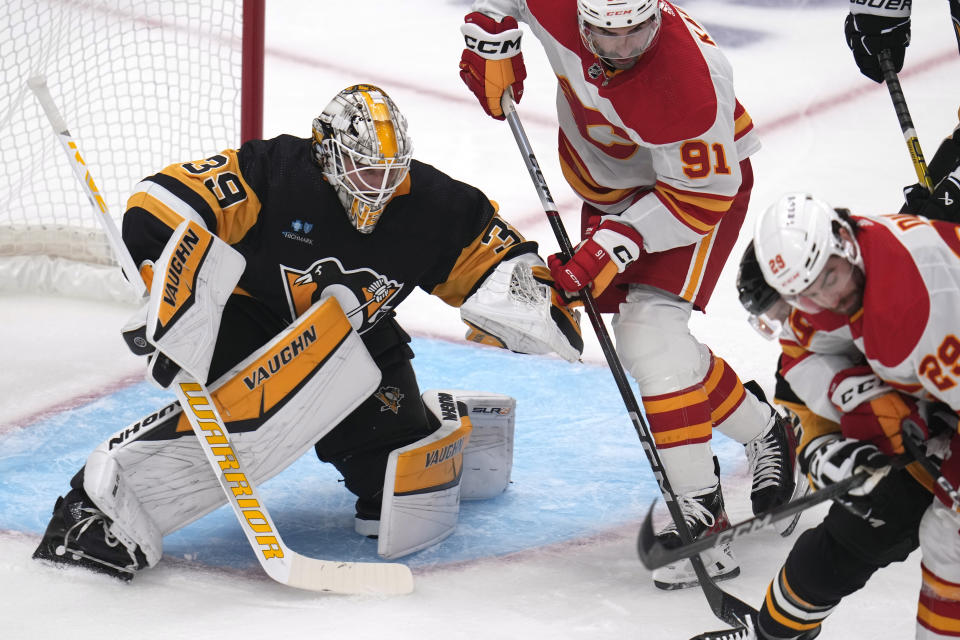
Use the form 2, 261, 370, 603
616, 323, 710, 395
920, 501, 960, 583
918, 503, 960, 637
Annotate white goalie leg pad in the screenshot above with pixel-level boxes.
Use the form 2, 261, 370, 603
377, 390, 473, 559
458, 391, 516, 500
147, 219, 246, 384
83, 449, 164, 566
84, 296, 380, 542
460, 255, 581, 363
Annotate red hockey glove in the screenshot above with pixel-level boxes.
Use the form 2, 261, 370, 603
582, 214, 602, 239
829, 366, 927, 455
459, 12, 526, 120
547, 220, 643, 296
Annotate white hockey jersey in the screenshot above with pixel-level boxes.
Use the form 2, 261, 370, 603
779, 308, 861, 423
788, 214, 960, 414
470, 0, 761, 254
846, 214, 960, 410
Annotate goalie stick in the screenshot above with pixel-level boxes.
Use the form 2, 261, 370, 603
29, 74, 414, 595
499, 91, 756, 628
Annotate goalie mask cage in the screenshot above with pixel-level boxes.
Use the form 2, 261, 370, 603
0, 0, 264, 303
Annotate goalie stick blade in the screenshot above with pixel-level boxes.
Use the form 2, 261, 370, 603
284, 553, 414, 595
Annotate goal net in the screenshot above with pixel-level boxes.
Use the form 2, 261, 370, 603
0, 0, 263, 303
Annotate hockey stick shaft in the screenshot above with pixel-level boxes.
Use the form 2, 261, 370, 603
900, 420, 960, 508
30, 75, 413, 594
27, 74, 146, 297
951, 0, 960, 54
500, 92, 756, 627
878, 49, 934, 191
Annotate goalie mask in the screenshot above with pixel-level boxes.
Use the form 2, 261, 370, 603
577, 0, 661, 69
312, 84, 413, 234
754, 193, 863, 315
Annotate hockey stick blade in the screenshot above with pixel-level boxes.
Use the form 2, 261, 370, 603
174, 381, 414, 596
282, 553, 414, 595
637, 474, 868, 571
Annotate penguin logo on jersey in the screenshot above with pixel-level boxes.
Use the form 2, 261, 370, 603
281, 258, 403, 334
374, 386, 404, 414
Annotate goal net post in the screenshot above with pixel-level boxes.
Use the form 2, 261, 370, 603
0, 0, 264, 303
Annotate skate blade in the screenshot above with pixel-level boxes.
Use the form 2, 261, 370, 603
653, 565, 740, 591
775, 477, 812, 537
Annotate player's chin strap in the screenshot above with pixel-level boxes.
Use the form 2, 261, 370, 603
31, 74, 413, 595
499, 90, 756, 627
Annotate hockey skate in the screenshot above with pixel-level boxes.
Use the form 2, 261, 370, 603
744, 385, 807, 536
692, 615, 821, 640
691, 615, 758, 640
651, 483, 739, 590
354, 498, 381, 538
32, 488, 146, 580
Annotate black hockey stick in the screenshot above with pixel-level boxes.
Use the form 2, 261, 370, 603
878, 49, 934, 191
638, 453, 911, 571
901, 418, 960, 508
951, 0, 960, 54
499, 91, 756, 627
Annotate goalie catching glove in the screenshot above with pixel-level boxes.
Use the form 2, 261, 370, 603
548, 216, 644, 297
460, 256, 583, 362
459, 12, 526, 120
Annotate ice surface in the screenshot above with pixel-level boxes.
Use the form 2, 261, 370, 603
1, 0, 956, 637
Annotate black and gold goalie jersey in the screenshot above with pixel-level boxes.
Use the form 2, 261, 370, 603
122, 134, 540, 339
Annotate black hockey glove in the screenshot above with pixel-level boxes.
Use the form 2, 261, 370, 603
844, 12, 910, 83
805, 435, 891, 520
901, 130, 960, 219
900, 182, 930, 215
919, 171, 960, 224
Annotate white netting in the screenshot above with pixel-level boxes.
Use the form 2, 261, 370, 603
0, 0, 247, 302
508, 262, 549, 309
